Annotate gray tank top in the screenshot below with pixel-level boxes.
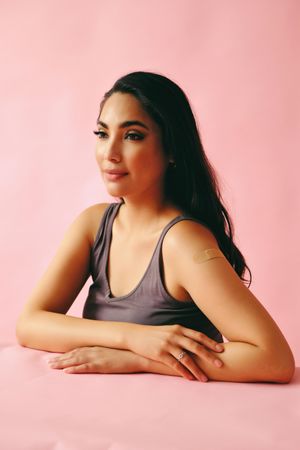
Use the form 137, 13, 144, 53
82, 202, 223, 343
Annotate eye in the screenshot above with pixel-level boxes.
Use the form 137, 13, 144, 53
126, 132, 144, 141
93, 130, 107, 139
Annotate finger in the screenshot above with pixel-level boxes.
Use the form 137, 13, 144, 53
48, 356, 69, 363
63, 363, 94, 374
169, 351, 209, 382
161, 352, 208, 382
48, 357, 81, 369
48, 348, 86, 362
178, 336, 224, 367
47, 353, 73, 363
161, 354, 196, 380
180, 352, 209, 382
181, 328, 224, 352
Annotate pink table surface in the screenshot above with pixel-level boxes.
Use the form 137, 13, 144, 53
0, 342, 299, 450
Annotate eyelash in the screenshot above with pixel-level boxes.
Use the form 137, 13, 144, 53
93, 130, 144, 141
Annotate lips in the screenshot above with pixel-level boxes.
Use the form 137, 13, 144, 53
104, 170, 128, 175
103, 169, 128, 181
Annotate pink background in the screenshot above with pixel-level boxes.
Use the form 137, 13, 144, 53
1, 0, 299, 363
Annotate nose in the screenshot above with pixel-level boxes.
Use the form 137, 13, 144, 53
104, 136, 122, 162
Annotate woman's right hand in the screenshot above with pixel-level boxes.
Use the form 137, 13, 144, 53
128, 324, 225, 382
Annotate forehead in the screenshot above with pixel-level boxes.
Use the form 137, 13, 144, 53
99, 92, 156, 129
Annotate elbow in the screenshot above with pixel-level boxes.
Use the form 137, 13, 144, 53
15, 314, 30, 347
15, 319, 25, 346
266, 347, 296, 384
274, 361, 296, 384
273, 367, 295, 384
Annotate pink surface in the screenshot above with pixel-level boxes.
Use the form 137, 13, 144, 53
0, 343, 299, 450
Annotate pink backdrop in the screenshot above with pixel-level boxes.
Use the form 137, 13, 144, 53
1, 1, 299, 363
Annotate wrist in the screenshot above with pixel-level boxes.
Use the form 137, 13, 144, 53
135, 354, 150, 372
122, 322, 146, 351
123, 350, 149, 373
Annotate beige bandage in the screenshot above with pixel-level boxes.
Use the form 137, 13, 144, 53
192, 248, 225, 264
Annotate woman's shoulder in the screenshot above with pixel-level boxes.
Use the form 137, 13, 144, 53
161, 219, 222, 296
80, 202, 112, 246
163, 218, 219, 256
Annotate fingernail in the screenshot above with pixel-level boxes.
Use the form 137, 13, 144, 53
216, 345, 224, 351
214, 359, 223, 367
201, 375, 208, 382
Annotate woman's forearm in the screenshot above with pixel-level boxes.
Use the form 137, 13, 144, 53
190, 341, 295, 383
16, 310, 143, 353
16, 313, 295, 383
137, 342, 295, 383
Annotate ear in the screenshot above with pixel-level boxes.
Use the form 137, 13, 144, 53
168, 159, 176, 168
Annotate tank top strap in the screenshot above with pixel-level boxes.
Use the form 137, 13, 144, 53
101, 202, 122, 258
91, 202, 122, 274
157, 214, 209, 248
92, 203, 115, 248
149, 214, 210, 278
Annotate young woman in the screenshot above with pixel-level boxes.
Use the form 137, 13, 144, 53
16, 71, 295, 383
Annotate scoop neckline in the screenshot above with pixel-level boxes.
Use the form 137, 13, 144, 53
104, 202, 186, 302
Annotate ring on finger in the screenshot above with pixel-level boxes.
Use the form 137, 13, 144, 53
177, 350, 187, 361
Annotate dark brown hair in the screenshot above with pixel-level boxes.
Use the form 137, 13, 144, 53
98, 71, 252, 286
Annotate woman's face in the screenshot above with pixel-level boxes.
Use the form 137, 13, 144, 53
95, 92, 169, 201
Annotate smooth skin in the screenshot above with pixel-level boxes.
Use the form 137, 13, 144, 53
17, 92, 295, 383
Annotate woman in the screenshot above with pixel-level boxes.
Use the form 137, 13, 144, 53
16, 71, 295, 383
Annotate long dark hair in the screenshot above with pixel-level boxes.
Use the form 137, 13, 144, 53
98, 71, 252, 287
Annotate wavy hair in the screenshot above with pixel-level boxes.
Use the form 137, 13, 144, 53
97, 71, 252, 286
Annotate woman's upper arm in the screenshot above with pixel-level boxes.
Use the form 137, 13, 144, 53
18, 203, 107, 318
167, 221, 293, 354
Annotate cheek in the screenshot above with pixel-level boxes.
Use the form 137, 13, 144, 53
146, 147, 168, 173
133, 149, 160, 167
95, 144, 104, 164
136, 153, 167, 183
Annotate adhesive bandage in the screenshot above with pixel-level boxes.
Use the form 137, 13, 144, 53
192, 248, 225, 264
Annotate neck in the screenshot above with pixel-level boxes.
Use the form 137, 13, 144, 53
116, 193, 177, 235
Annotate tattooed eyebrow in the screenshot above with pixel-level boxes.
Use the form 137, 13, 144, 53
96, 120, 149, 131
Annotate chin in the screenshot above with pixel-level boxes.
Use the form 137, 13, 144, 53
105, 186, 127, 197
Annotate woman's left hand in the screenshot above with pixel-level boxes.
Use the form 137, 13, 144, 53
47, 346, 146, 374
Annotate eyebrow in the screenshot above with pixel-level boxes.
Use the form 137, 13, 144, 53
96, 119, 150, 131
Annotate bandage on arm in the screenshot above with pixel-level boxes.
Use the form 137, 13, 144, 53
192, 248, 225, 264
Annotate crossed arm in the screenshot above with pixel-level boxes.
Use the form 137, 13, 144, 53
16, 292, 295, 383
160, 220, 295, 383
45, 336, 294, 383
17, 304, 295, 383
16, 207, 295, 383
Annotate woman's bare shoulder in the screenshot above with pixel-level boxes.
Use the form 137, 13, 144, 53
161, 219, 220, 276
164, 219, 219, 250
84, 202, 111, 245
